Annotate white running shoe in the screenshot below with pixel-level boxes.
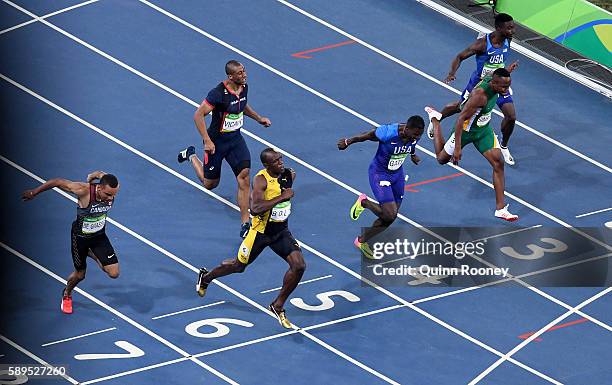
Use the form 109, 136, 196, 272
500, 146, 515, 166
495, 204, 518, 222
424, 106, 442, 139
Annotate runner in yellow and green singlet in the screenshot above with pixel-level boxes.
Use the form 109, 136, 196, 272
426, 68, 519, 221
195, 148, 305, 329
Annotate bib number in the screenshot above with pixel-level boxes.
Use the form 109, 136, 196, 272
476, 112, 492, 127
82, 215, 106, 234
222, 112, 244, 132
387, 154, 407, 171
270, 201, 291, 222
481, 61, 504, 78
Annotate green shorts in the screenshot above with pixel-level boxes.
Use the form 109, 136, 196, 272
444, 125, 500, 155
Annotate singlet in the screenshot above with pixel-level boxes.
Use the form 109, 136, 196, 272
251, 169, 291, 236
73, 184, 113, 237
371, 123, 418, 173
472, 33, 510, 81
204, 81, 248, 141
460, 77, 499, 132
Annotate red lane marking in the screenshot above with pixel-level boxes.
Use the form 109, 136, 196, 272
404, 172, 464, 192
291, 40, 356, 59
518, 318, 589, 342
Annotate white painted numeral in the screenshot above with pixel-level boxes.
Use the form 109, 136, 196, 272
185, 318, 254, 339
408, 272, 447, 286
74, 340, 144, 360
290, 290, 360, 311
500, 237, 568, 260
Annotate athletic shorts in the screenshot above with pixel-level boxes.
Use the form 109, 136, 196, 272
203, 134, 251, 179
237, 228, 301, 265
368, 163, 405, 205
71, 224, 118, 271
444, 126, 500, 155
462, 77, 514, 108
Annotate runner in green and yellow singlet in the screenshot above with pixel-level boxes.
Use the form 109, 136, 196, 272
426, 68, 518, 221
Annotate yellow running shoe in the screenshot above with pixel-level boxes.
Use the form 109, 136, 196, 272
354, 237, 380, 260
350, 193, 367, 220
269, 304, 293, 329
196, 268, 209, 297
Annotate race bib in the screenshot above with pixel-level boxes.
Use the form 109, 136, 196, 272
82, 215, 106, 234
480, 62, 504, 78
221, 112, 244, 132
270, 201, 291, 222
476, 112, 492, 127
387, 153, 407, 171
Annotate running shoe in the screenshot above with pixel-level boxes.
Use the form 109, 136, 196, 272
500, 146, 515, 166
196, 268, 209, 297
495, 204, 519, 222
354, 237, 380, 260
61, 289, 73, 314
350, 193, 367, 221
424, 106, 442, 140
269, 304, 292, 329
240, 222, 250, 238
178, 146, 195, 163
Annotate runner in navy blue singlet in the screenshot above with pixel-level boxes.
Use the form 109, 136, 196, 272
430, 13, 519, 166
178, 60, 271, 238
338, 116, 424, 259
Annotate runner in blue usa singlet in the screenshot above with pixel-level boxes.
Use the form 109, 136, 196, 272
431, 13, 518, 166
338, 116, 425, 259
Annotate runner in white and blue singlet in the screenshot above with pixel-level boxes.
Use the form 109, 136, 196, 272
430, 13, 519, 166
338, 116, 424, 259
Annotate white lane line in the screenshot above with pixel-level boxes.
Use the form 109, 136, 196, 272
4, 0, 609, 254
0, 0, 99, 35
0, 242, 238, 385
82, 303, 405, 385
260, 274, 333, 293
0, 77, 576, 384
41, 327, 117, 347
411, 252, 612, 310
2, 159, 400, 385
277, 0, 612, 173
576, 207, 612, 218
468, 287, 612, 384
413, 0, 612, 99
0, 335, 79, 384
130, 2, 612, 251
151, 301, 226, 320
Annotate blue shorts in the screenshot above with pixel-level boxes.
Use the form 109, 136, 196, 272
203, 134, 251, 179
462, 75, 514, 108
368, 164, 405, 205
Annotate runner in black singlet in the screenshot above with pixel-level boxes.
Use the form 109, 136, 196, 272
22, 172, 120, 314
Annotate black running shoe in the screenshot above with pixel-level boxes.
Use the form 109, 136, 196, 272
196, 268, 209, 297
178, 146, 195, 163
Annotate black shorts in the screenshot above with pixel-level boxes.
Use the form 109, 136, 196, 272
71, 226, 118, 271
204, 134, 251, 179
237, 228, 301, 266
